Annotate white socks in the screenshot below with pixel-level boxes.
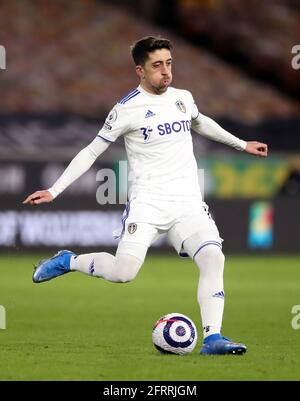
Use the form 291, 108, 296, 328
70, 252, 143, 283
183, 236, 225, 339
194, 245, 225, 338
70, 241, 225, 340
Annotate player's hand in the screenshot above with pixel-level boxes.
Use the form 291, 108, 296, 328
245, 141, 268, 157
22, 190, 54, 205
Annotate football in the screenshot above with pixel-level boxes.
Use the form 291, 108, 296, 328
152, 312, 198, 355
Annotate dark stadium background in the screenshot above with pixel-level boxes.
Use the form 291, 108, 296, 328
0, 0, 300, 383
1, 0, 300, 254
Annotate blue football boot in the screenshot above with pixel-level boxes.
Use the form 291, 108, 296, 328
200, 334, 247, 355
32, 250, 75, 283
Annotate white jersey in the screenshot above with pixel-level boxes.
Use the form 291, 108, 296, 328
98, 85, 202, 202
48, 85, 246, 202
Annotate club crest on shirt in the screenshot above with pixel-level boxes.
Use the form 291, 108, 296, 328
175, 100, 186, 113
128, 223, 137, 234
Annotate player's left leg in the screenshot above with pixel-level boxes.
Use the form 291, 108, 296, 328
169, 203, 247, 355
184, 236, 225, 338
183, 234, 247, 355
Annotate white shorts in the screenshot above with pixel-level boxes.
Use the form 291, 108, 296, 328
115, 197, 222, 261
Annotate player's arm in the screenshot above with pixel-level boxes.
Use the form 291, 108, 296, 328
23, 137, 111, 205
23, 104, 130, 206
191, 105, 268, 157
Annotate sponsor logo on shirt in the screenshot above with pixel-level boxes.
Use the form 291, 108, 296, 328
157, 120, 191, 135
140, 126, 153, 141
140, 120, 191, 140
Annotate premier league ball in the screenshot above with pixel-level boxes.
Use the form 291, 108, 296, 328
152, 313, 198, 355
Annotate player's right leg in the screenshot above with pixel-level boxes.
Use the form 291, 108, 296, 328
32, 245, 146, 284
32, 249, 75, 283
69, 243, 148, 283
32, 222, 159, 284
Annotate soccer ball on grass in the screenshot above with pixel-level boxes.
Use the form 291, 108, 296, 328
152, 312, 198, 355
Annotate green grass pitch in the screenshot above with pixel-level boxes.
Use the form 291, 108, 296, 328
0, 253, 300, 381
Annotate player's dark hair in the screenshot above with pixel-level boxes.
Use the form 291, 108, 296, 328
130, 36, 172, 66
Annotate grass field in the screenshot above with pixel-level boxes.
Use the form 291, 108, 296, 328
0, 253, 300, 381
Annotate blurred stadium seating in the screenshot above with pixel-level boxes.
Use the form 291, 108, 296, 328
0, 0, 299, 121
1, 0, 299, 159
169, 0, 300, 95
1, 0, 300, 252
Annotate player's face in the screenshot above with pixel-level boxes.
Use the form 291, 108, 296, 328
136, 49, 173, 94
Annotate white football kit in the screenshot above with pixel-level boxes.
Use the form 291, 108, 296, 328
97, 85, 246, 260
49, 85, 246, 261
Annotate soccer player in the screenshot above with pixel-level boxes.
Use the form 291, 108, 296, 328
23, 36, 268, 355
